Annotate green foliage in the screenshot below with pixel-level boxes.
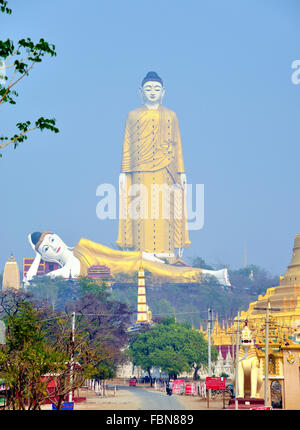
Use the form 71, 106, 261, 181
27, 276, 65, 310
27, 276, 110, 311
110, 284, 137, 310
77, 277, 109, 301
22, 275, 133, 388
0, 301, 68, 410
190, 256, 214, 270
0, 118, 59, 151
154, 347, 190, 377
5, 302, 44, 349
0, 1, 11, 14
154, 299, 175, 318
112, 259, 279, 327
97, 358, 117, 380
0, 290, 128, 409
0, 1, 59, 155
228, 264, 279, 299
129, 319, 215, 379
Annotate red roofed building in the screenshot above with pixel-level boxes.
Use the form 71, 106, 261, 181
87, 265, 112, 286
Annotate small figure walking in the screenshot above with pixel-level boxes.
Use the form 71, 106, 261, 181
166, 379, 173, 396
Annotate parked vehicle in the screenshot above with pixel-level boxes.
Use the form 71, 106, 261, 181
129, 378, 137, 387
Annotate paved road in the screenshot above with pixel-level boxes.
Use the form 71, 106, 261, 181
117, 386, 186, 410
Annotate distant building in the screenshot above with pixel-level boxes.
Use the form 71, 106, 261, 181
171, 258, 190, 267
2, 254, 21, 291
214, 346, 234, 378
87, 265, 112, 286
23, 258, 60, 278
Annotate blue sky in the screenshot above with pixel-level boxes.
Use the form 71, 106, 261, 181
1, 0, 300, 276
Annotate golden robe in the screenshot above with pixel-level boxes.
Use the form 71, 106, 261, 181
74, 238, 202, 283
116, 105, 191, 254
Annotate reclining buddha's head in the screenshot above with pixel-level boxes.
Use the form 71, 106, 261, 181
30, 231, 68, 266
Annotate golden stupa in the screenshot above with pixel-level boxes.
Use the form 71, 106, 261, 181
2, 254, 21, 291
243, 233, 300, 325
201, 233, 300, 349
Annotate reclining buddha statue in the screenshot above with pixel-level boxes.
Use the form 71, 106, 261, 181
23, 230, 230, 286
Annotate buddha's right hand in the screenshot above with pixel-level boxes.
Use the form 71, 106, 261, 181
23, 252, 41, 283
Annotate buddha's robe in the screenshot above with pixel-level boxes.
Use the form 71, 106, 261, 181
73, 238, 229, 285
74, 238, 201, 283
116, 105, 191, 255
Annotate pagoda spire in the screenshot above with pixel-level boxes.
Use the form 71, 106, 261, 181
136, 255, 151, 323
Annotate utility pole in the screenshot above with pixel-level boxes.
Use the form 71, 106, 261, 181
207, 308, 212, 399
235, 312, 240, 410
264, 303, 270, 407
212, 309, 215, 345
68, 311, 76, 403
254, 301, 280, 407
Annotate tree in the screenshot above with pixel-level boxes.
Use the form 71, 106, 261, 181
191, 256, 214, 270
0, 291, 116, 409
0, 0, 59, 156
55, 276, 134, 379
26, 276, 65, 310
153, 299, 175, 320
228, 265, 279, 297
26, 275, 134, 380
183, 327, 218, 380
0, 301, 68, 409
128, 330, 157, 385
41, 308, 113, 409
77, 276, 109, 301
129, 318, 217, 382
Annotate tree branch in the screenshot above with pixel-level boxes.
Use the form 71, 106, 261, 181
0, 126, 37, 150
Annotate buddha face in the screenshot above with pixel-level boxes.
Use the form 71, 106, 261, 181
141, 81, 165, 104
37, 233, 67, 265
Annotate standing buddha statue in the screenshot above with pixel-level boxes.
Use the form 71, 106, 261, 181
117, 71, 191, 260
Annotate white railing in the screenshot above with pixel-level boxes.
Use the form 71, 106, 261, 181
83, 379, 116, 397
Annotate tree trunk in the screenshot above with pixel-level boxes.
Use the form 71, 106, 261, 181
57, 395, 64, 410
193, 366, 199, 381
147, 368, 152, 387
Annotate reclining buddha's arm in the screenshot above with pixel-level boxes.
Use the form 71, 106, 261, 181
23, 234, 41, 284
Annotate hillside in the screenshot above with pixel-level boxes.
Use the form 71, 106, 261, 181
110, 262, 279, 328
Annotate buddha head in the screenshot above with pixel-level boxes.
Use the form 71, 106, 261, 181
29, 231, 69, 267
140, 71, 165, 105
